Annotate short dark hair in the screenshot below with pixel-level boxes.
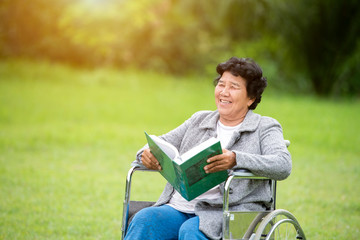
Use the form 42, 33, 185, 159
214, 57, 267, 110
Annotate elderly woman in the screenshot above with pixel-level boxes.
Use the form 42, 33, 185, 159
125, 57, 291, 240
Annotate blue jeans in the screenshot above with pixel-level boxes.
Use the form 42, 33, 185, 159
124, 205, 209, 240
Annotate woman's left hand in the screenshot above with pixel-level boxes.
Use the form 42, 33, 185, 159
204, 149, 236, 173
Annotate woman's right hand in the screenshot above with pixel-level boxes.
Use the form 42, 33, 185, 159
141, 148, 162, 170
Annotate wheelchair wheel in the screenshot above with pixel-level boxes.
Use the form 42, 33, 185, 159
253, 209, 306, 240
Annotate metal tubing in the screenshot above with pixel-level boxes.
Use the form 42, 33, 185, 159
271, 180, 277, 210
121, 166, 137, 240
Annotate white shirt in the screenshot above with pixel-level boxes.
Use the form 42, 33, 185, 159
216, 120, 242, 148
167, 120, 242, 213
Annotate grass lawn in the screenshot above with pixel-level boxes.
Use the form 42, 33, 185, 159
0, 60, 359, 239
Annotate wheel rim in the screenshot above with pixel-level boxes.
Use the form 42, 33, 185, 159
254, 209, 306, 240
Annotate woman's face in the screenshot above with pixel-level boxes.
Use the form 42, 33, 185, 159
215, 71, 255, 126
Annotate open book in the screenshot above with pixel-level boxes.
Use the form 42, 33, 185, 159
145, 132, 228, 201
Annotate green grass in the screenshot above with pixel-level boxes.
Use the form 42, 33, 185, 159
1, 60, 359, 239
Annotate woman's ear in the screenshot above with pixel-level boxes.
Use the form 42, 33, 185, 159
247, 97, 256, 108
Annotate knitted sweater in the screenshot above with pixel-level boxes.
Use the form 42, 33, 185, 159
135, 110, 291, 239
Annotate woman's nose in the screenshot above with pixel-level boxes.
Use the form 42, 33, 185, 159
220, 86, 230, 96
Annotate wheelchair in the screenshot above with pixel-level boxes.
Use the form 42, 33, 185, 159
121, 140, 306, 240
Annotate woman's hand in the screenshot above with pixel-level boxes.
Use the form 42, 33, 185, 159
141, 148, 162, 170
204, 149, 236, 173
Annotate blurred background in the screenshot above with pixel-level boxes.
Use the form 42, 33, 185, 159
1, 0, 359, 96
1, 0, 360, 239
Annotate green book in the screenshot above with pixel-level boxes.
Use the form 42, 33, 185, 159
145, 132, 228, 201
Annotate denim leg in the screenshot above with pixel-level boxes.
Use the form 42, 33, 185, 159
124, 205, 194, 240
179, 216, 209, 240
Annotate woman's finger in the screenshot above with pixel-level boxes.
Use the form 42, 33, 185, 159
204, 149, 236, 173
142, 149, 161, 170
204, 160, 227, 173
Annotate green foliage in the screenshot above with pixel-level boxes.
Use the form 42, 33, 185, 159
267, 0, 360, 96
0, 0, 359, 95
0, 0, 71, 59
1, 60, 360, 239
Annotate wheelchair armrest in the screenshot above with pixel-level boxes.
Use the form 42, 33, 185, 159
130, 162, 159, 172
131, 162, 149, 170
125, 163, 158, 196
230, 169, 269, 180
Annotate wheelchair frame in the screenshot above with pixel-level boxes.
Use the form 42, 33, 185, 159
121, 141, 306, 240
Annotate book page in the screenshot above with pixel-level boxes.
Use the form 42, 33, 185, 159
150, 135, 180, 160
180, 137, 220, 162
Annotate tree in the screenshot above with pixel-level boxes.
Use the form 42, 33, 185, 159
0, 0, 72, 60
269, 0, 360, 96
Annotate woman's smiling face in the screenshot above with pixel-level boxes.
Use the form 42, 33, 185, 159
215, 71, 255, 126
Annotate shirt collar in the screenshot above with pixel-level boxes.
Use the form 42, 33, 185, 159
199, 110, 261, 133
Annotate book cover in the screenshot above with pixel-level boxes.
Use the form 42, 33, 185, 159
145, 132, 228, 201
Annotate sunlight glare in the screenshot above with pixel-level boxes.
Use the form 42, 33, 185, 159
80, 0, 113, 9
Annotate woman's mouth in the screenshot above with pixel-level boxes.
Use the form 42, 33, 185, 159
220, 99, 232, 104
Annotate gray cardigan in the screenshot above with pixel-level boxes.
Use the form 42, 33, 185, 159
134, 110, 291, 239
